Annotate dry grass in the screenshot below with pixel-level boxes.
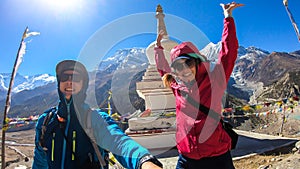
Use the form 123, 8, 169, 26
233, 153, 291, 169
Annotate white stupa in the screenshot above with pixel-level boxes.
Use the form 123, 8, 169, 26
146, 4, 179, 65
126, 5, 177, 154
136, 4, 178, 113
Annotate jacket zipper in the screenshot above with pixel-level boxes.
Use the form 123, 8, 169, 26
61, 102, 71, 169
72, 131, 76, 160
51, 133, 55, 161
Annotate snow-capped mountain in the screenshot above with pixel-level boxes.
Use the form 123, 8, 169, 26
234, 46, 270, 84
201, 42, 270, 86
1, 44, 300, 119
0, 45, 268, 97
0, 48, 148, 99
0, 73, 55, 94
201, 42, 270, 62
94, 48, 149, 114
238, 46, 270, 61
98, 48, 148, 73
200, 42, 277, 101
200, 42, 222, 62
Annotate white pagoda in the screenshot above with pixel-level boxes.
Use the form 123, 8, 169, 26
136, 4, 178, 112
126, 5, 177, 155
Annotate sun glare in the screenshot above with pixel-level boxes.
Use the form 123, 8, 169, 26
43, 0, 85, 15
49, 0, 75, 10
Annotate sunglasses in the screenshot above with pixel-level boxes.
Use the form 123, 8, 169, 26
172, 59, 196, 72
59, 73, 83, 82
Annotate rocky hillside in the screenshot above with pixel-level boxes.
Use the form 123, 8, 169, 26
249, 51, 300, 85
254, 71, 300, 102
247, 51, 300, 102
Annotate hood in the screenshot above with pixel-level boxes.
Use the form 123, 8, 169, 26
55, 60, 89, 119
170, 42, 207, 65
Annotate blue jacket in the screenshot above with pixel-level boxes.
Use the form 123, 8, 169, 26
32, 99, 150, 169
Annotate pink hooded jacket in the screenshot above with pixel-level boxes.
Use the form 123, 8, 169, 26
154, 17, 238, 159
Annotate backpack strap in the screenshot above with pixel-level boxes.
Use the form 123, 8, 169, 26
185, 94, 220, 121
39, 107, 57, 151
184, 93, 239, 149
85, 109, 107, 167
39, 107, 107, 167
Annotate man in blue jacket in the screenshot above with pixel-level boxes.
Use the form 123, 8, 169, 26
32, 60, 162, 169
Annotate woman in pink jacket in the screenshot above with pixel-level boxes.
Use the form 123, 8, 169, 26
154, 2, 243, 169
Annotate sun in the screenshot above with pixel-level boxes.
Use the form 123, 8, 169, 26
43, 0, 86, 16
46, 0, 78, 10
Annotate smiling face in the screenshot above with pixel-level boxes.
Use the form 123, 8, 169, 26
59, 70, 83, 101
172, 58, 197, 83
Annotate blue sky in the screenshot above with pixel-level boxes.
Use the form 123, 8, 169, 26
0, 0, 299, 76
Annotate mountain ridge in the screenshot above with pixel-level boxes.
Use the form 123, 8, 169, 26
1, 45, 299, 119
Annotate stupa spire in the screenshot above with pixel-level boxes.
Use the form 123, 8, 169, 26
156, 4, 168, 39
145, 4, 178, 65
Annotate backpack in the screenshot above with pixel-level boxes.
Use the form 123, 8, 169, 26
38, 107, 107, 168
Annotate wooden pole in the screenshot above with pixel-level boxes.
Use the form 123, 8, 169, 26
283, 1, 300, 42
279, 106, 286, 136
1, 27, 28, 169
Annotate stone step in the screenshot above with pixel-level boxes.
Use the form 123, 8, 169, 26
136, 81, 165, 90
142, 75, 162, 80
144, 71, 160, 76
144, 93, 176, 110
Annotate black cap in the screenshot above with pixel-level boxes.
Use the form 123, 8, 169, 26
55, 60, 89, 89
56, 60, 88, 78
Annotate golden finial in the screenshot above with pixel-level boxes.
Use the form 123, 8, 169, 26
156, 4, 163, 13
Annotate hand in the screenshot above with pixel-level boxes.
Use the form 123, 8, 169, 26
220, 2, 244, 18
141, 161, 163, 169
156, 30, 164, 47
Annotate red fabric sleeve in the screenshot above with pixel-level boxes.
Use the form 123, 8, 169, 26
154, 46, 171, 76
217, 17, 239, 83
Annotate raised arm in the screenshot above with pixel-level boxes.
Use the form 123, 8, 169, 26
217, 2, 244, 82
154, 30, 172, 76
